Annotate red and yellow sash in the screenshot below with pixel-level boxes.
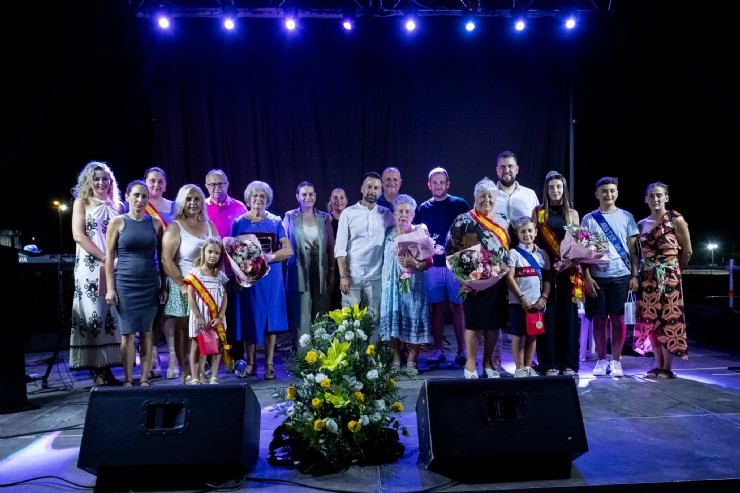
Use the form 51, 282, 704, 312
468, 209, 510, 251
183, 273, 234, 370
535, 206, 583, 303
146, 203, 168, 229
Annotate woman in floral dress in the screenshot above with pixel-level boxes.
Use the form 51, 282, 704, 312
634, 182, 693, 378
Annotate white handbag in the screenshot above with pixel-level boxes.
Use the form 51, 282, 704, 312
624, 291, 636, 325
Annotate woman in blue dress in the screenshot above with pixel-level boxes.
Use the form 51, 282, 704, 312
230, 181, 294, 380
379, 194, 432, 375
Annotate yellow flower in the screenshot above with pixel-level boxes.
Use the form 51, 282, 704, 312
354, 391, 365, 403
325, 388, 351, 408
366, 345, 375, 356
311, 397, 323, 409
391, 401, 403, 412
352, 304, 368, 319
319, 338, 350, 372
328, 306, 352, 324
286, 386, 297, 401
305, 351, 318, 364
320, 377, 332, 389
313, 419, 325, 431
389, 378, 396, 388
348, 420, 361, 433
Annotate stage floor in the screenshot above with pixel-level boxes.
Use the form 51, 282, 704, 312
2, 328, 740, 493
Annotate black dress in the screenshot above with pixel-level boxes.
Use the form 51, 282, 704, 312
329, 214, 342, 311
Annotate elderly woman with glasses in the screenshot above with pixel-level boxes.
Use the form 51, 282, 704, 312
230, 181, 294, 380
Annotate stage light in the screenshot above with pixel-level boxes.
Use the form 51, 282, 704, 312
403, 2, 417, 32
284, 4, 298, 30
463, 3, 479, 32
564, 10, 577, 30
222, 3, 237, 31
342, 8, 356, 31
156, 10, 171, 30
512, 0, 527, 31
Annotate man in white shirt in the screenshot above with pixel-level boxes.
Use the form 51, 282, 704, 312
493, 150, 540, 374
335, 171, 395, 338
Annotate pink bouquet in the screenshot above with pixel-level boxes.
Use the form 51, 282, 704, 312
559, 225, 610, 266
392, 228, 443, 293
446, 244, 509, 300
223, 234, 273, 288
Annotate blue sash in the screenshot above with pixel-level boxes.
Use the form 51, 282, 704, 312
515, 246, 542, 283
592, 210, 631, 270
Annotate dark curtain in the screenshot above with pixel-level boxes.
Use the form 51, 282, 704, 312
140, 15, 572, 214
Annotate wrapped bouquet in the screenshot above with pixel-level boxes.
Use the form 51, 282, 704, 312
223, 234, 273, 288
392, 228, 443, 293
446, 243, 509, 300
559, 225, 610, 266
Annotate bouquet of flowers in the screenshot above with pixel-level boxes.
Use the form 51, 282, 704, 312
558, 225, 610, 267
392, 228, 444, 293
269, 305, 408, 476
223, 234, 273, 288
446, 243, 509, 300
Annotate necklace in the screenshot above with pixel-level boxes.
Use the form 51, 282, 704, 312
600, 208, 618, 214
549, 205, 563, 214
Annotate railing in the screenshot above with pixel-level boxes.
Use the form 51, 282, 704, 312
684, 259, 738, 311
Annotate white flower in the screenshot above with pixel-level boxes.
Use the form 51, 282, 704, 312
360, 415, 370, 426
315, 373, 328, 383
299, 334, 311, 347
366, 369, 379, 380
286, 405, 297, 417
344, 330, 355, 341
355, 328, 367, 340
354, 319, 360, 327
369, 412, 383, 423
325, 418, 339, 434
305, 374, 315, 383
375, 399, 386, 410
314, 327, 326, 339
322, 332, 332, 341
341, 320, 349, 328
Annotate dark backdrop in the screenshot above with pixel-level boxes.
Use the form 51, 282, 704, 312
2, 1, 738, 265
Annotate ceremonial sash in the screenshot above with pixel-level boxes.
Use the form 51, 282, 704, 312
468, 209, 510, 251
183, 273, 234, 370
536, 206, 584, 303
592, 210, 632, 270
535, 207, 560, 260
146, 203, 168, 229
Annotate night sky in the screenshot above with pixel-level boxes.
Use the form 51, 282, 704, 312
2, 1, 737, 267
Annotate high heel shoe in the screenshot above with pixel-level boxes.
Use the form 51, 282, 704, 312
236, 361, 256, 378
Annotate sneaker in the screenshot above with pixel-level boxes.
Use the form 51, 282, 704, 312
545, 369, 559, 377
525, 366, 539, 377
609, 360, 624, 377
454, 350, 467, 365
514, 368, 528, 378
593, 359, 609, 376
563, 368, 576, 376
426, 349, 446, 365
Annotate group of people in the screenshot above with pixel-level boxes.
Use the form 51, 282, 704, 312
68, 153, 692, 386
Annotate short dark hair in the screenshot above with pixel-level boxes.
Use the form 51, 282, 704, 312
363, 171, 381, 181
595, 176, 618, 190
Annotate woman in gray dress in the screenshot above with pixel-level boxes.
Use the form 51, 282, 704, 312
105, 180, 166, 386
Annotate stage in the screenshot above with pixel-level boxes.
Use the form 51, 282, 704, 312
2, 329, 740, 493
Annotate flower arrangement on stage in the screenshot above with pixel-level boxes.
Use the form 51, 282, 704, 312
268, 304, 408, 476
392, 228, 443, 293
558, 225, 610, 267
446, 243, 509, 300
223, 234, 273, 287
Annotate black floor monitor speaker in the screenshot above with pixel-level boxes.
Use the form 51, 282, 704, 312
416, 377, 588, 483
78, 384, 260, 491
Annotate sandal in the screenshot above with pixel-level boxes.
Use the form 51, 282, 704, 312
264, 364, 276, 380
464, 367, 478, 379
139, 380, 151, 387
122, 381, 133, 387
646, 368, 661, 378
209, 377, 219, 385
237, 362, 257, 378
656, 369, 676, 379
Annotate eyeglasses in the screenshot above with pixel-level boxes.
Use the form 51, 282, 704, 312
206, 182, 227, 189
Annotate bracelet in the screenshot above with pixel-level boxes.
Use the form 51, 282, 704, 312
518, 294, 526, 300
631, 275, 639, 279
540, 295, 548, 301
340, 275, 349, 279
